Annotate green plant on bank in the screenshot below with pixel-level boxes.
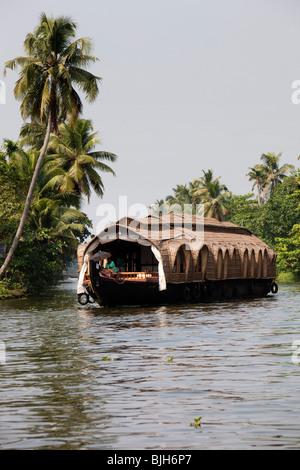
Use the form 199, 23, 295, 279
0, 279, 25, 298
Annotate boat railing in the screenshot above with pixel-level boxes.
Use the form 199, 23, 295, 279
117, 271, 159, 281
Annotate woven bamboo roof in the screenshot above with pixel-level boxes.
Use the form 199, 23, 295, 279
77, 214, 274, 272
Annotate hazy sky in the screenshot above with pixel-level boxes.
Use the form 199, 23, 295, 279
1, 0, 300, 232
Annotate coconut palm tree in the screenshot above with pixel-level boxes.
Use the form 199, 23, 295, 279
149, 199, 171, 216
166, 184, 192, 206
259, 152, 294, 202
190, 170, 232, 221
1, 139, 19, 157
247, 165, 266, 206
18, 122, 48, 151
192, 169, 214, 188
27, 197, 89, 253
44, 119, 117, 206
1, 13, 101, 277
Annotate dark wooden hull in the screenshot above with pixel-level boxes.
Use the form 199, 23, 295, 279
88, 267, 275, 307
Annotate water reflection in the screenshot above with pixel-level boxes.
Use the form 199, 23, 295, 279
0, 279, 300, 449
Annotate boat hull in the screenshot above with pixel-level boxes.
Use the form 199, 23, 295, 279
89, 272, 275, 307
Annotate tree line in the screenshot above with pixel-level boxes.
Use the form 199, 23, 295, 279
0, 13, 116, 296
151, 152, 300, 279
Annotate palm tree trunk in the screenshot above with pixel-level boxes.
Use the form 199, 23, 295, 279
0, 116, 52, 279
257, 184, 261, 206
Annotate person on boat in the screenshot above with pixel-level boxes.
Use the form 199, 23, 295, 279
106, 256, 118, 274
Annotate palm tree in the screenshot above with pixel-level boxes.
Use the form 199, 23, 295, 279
18, 122, 48, 151
0, 13, 101, 278
192, 169, 214, 188
259, 152, 294, 202
45, 119, 117, 206
190, 170, 232, 221
28, 197, 89, 254
1, 140, 91, 252
1, 139, 19, 157
166, 184, 192, 206
247, 165, 266, 206
149, 199, 171, 216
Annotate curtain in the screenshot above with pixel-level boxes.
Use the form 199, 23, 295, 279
77, 254, 89, 294
151, 245, 167, 291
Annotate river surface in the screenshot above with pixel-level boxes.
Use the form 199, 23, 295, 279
0, 278, 300, 450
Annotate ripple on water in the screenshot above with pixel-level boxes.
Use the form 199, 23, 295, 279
1, 279, 300, 449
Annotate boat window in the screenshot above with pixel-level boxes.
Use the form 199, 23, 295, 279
263, 250, 268, 277
257, 250, 263, 278
216, 249, 223, 279
197, 253, 202, 272
173, 246, 186, 273
248, 250, 255, 278
195, 245, 209, 275
223, 250, 229, 278
242, 250, 249, 278
232, 248, 241, 277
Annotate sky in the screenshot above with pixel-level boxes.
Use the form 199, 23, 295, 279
1, 0, 300, 233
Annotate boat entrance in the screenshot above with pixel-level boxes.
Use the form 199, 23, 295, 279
93, 239, 159, 276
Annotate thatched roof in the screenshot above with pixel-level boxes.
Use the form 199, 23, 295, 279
77, 214, 274, 271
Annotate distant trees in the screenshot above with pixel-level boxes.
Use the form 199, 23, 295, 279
151, 170, 231, 221
247, 152, 294, 205
190, 170, 232, 221
151, 154, 299, 278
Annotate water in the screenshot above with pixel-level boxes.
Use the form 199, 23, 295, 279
0, 278, 300, 450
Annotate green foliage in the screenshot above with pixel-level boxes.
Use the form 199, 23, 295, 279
0, 135, 94, 295
46, 118, 117, 204
153, 162, 300, 278
276, 225, 300, 276
4, 12, 101, 131
9, 228, 65, 294
253, 178, 300, 248
226, 194, 261, 232
191, 170, 232, 221
226, 179, 300, 251
0, 13, 109, 281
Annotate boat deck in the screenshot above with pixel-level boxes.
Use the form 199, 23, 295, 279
100, 271, 159, 282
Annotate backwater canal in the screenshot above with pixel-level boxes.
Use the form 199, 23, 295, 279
0, 278, 300, 449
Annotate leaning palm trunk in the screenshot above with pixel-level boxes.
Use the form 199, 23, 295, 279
0, 117, 51, 278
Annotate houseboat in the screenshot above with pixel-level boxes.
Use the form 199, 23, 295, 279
76, 214, 278, 307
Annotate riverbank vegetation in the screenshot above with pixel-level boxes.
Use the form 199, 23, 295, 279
0, 13, 116, 297
151, 153, 300, 280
